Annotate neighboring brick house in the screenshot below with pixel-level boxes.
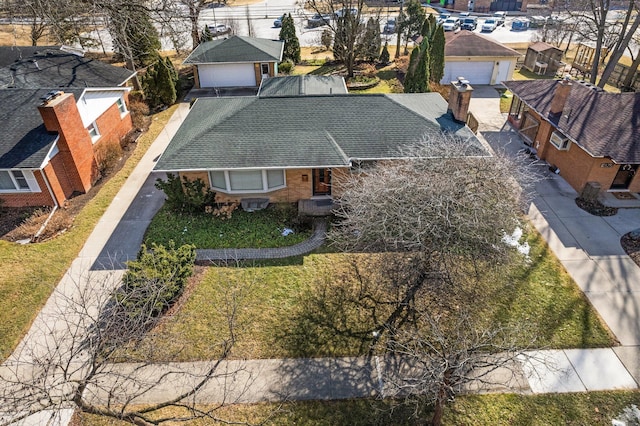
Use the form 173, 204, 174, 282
154, 78, 486, 207
0, 88, 133, 207
504, 78, 640, 194
184, 36, 284, 89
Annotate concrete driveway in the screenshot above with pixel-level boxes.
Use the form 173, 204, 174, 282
469, 84, 640, 347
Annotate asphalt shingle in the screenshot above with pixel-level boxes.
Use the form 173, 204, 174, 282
184, 36, 283, 64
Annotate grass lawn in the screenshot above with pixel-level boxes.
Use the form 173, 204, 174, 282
76, 390, 640, 425
143, 204, 312, 249
0, 105, 179, 360
133, 227, 614, 362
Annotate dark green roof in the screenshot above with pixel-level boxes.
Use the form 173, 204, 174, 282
258, 75, 348, 97
155, 93, 486, 171
184, 36, 283, 64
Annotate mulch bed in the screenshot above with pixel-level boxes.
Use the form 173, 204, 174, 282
621, 231, 640, 268
575, 197, 618, 216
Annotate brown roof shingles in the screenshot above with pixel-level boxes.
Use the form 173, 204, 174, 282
445, 30, 521, 57
504, 79, 640, 163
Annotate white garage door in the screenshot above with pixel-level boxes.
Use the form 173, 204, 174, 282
493, 60, 513, 85
198, 63, 256, 88
441, 61, 495, 85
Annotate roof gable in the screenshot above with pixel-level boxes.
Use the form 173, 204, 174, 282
445, 30, 521, 57
184, 36, 284, 64
0, 46, 135, 89
504, 79, 640, 163
155, 94, 486, 171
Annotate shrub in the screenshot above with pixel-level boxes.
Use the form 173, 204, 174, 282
321, 28, 333, 51
95, 140, 123, 174
129, 100, 151, 131
278, 60, 294, 74
155, 173, 216, 214
117, 242, 196, 321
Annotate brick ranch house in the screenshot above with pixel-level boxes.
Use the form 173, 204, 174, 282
504, 78, 640, 195
0, 88, 133, 207
154, 78, 487, 209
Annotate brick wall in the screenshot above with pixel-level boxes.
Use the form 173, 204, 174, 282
0, 170, 55, 207
38, 93, 97, 194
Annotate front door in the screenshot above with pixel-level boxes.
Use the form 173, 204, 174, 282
611, 164, 638, 190
261, 63, 270, 79
312, 168, 331, 196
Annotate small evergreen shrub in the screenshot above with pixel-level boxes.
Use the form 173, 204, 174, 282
155, 173, 216, 214
117, 242, 196, 321
279, 60, 294, 74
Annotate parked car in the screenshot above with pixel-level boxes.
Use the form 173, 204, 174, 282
273, 14, 285, 27
481, 18, 498, 32
461, 16, 477, 30
492, 11, 507, 26
335, 7, 358, 18
308, 13, 331, 27
459, 12, 470, 17
442, 17, 461, 31
383, 18, 397, 33
511, 18, 530, 30
208, 23, 231, 35
437, 12, 452, 23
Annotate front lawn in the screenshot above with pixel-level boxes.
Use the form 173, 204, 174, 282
143, 203, 312, 249
133, 228, 614, 362
77, 390, 640, 425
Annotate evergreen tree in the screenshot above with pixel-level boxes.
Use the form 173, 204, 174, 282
108, 1, 161, 68
380, 41, 390, 64
403, 39, 430, 93
401, 0, 426, 53
429, 23, 445, 84
279, 14, 301, 63
321, 28, 333, 51
143, 57, 178, 108
358, 17, 381, 62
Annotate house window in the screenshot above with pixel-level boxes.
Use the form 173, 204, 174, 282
0, 170, 31, 191
261, 63, 270, 75
87, 122, 100, 143
209, 170, 286, 193
549, 130, 571, 151
116, 97, 128, 115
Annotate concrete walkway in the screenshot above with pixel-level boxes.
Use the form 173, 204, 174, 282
7, 87, 640, 424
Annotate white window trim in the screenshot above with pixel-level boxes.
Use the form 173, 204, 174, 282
209, 169, 286, 193
116, 97, 128, 117
87, 121, 101, 143
550, 130, 571, 151
0, 170, 40, 193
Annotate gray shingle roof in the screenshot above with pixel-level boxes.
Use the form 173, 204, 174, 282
503, 79, 640, 163
445, 30, 521, 57
154, 93, 486, 171
258, 75, 348, 97
0, 46, 135, 89
184, 36, 284, 64
0, 88, 84, 169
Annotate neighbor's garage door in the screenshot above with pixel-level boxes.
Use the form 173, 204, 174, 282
441, 61, 495, 85
198, 63, 256, 88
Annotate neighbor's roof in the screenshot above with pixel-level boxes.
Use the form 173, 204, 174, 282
184, 36, 284, 64
503, 79, 640, 163
527, 41, 562, 53
0, 46, 136, 89
0, 88, 83, 169
445, 31, 521, 57
154, 93, 487, 171
258, 75, 348, 97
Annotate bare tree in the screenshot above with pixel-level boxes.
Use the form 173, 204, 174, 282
0, 261, 247, 424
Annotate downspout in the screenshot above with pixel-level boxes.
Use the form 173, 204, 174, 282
32, 169, 59, 243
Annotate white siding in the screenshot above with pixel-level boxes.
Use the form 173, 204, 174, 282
442, 61, 495, 85
198, 63, 256, 88
77, 89, 128, 127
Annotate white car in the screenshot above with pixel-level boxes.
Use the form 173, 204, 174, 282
208, 23, 231, 35
481, 18, 498, 32
442, 17, 460, 31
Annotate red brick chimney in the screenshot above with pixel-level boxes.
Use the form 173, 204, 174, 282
448, 77, 474, 123
549, 76, 573, 120
38, 92, 98, 194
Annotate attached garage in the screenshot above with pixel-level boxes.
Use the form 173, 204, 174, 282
443, 61, 495, 85
198, 63, 256, 88
442, 30, 521, 85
